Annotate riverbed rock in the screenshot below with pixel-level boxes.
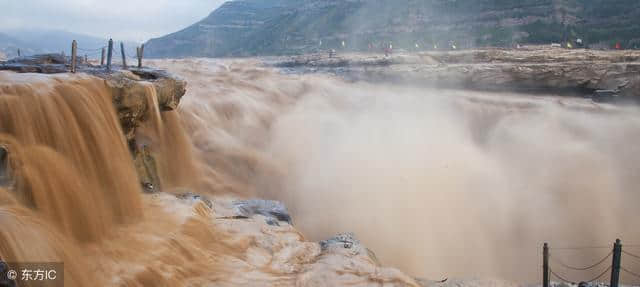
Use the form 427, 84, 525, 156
233, 199, 292, 226
0, 145, 8, 188
176, 191, 213, 209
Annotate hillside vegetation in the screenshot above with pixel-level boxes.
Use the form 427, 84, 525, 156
145, 0, 640, 57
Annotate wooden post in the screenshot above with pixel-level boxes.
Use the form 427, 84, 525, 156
85, 54, 88, 64
610, 239, 622, 287
17, 49, 21, 57
543, 243, 549, 287
101, 47, 106, 66
120, 42, 127, 69
138, 44, 144, 68
136, 47, 141, 68
107, 39, 114, 70
71, 40, 77, 73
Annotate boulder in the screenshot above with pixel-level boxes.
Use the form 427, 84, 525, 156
320, 233, 381, 266
176, 191, 213, 209
0, 261, 16, 287
232, 199, 292, 226
103, 69, 186, 141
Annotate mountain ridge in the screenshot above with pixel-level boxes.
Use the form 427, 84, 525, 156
145, 0, 640, 58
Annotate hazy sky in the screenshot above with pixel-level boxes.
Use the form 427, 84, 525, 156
0, 0, 226, 42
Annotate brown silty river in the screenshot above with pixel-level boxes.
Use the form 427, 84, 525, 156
1, 57, 639, 286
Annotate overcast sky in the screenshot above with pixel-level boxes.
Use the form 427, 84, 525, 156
0, 0, 226, 42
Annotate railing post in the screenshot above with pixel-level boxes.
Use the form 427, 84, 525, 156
136, 47, 141, 68
107, 39, 113, 70
543, 243, 550, 287
140, 44, 144, 67
120, 42, 127, 69
611, 239, 622, 287
71, 40, 77, 73
136, 44, 145, 68
101, 47, 106, 66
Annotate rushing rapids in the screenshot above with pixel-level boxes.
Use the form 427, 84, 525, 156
0, 68, 421, 286
2, 55, 640, 286
151, 58, 640, 284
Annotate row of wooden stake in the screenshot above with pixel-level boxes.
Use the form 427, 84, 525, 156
70, 39, 145, 73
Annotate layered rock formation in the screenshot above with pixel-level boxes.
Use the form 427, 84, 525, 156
145, 0, 640, 58
275, 47, 640, 99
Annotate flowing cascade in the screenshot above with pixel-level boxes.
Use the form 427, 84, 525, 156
0, 73, 144, 240
0, 72, 146, 285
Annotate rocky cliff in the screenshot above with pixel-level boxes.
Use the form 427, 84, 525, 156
145, 0, 640, 58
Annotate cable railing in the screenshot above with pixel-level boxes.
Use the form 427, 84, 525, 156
543, 240, 640, 287
551, 251, 613, 271
550, 266, 612, 284
67, 39, 146, 73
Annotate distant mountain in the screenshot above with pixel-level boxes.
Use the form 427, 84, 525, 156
0, 29, 140, 59
145, 0, 640, 58
0, 32, 31, 58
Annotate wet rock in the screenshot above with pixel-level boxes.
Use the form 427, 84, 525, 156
319, 232, 360, 251
233, 199, 292, 226
104, 69, 186, 141
0, 53, 79, 74
5, 53, 68, 65
129, 68, 186, 111
141, 182, 156, 193
0, 261, 16, 287
319, 233, 381, 266
132, 145, 161, 193
415, 278, 448, 287
176, 191, 213, 209
0, 145, 8, 187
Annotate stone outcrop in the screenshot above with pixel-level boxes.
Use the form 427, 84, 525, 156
104, 68, 186, 140
275, 48, 640, 99
208, 197, 422, 286
233, 199, 293, 226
